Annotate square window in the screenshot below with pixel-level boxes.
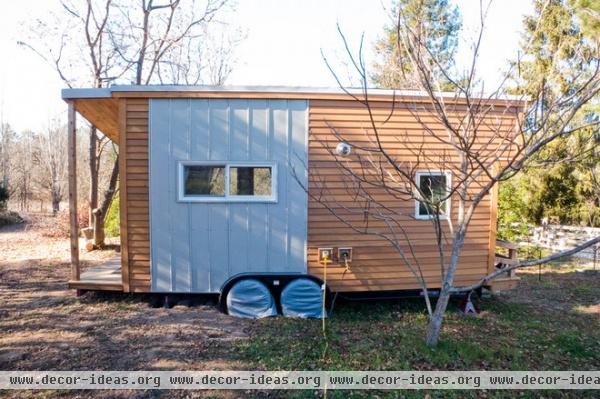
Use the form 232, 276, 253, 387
416, 172, 450, 219
183, 165, 225, 196
230, 166, 272, 196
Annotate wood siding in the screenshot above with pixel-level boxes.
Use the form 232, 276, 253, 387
306, 99, 512, 292
74, 98, 119, 142
116, 95, 513, 294
119, 98, 151, 292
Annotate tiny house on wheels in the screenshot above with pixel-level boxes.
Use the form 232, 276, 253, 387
63, 86, 522, 318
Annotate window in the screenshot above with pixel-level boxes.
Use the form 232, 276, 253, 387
184, 165, 225, 196
178, 162, 277, 202
230, 166, 272, 196
415, 171, 451, 219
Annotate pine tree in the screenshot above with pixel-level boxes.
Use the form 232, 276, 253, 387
372, 0, 461, 89
573, 0, 600, 38
499, 0, 600, 230
517, 0, 594, 98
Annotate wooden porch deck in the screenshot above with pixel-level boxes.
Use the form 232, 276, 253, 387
486, 239, 521, 292
68, 256, 123, 291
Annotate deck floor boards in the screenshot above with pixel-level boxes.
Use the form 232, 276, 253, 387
68, 256, 123, 291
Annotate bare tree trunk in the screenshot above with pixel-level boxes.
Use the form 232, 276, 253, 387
425, 230, 467, 347
93, 157, 118, 247
425, 289, 451, 347
89, 126, 98, 225
92, 209, 104, 247
51, 193, 60, 215
1, 162, 7, 189
51, 180, 61, 215
2, 129, 9, 189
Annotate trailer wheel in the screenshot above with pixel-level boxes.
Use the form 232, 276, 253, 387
225, 278, 278, 318
280, 278, 326, 318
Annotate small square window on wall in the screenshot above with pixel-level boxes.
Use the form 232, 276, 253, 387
230, 166, 272, 196
184, 165, 226, 196
178, 162, 277, 203
415, 171, 451, 220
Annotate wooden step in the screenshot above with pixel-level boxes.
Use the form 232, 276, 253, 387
68, 280, 124, 292
485, 276, 521, 293
495, 256, 520, 265
496, 239, 519, 250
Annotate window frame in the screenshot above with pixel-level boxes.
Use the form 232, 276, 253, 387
177, 161, 278, 203
414, 171, 452, 220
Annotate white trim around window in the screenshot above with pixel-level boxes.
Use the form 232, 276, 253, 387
414, 170, 452, 220
177, 161, 278, 203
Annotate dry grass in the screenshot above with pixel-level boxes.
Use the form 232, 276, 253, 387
1, 216, 598, 398
0, 218, 251, 399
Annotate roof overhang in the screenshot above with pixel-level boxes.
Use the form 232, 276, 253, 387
62, 87, 118, 142
62, 85, 529, 143
63, 85, 527, 103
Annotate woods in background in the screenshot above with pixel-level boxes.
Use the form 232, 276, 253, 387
498, 0, 599, 236
2, 0, 597, 242
373, 0, 599, 236
0, 121, 114, 219
9, 0, 241, 244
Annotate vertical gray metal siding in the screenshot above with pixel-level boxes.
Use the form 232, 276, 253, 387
149, 98, 308, 293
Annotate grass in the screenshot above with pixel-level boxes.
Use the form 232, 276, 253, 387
238, 293, 599, 372
2, 220, 598, 398
104, 192, 120, 237
235, 269, 600, 398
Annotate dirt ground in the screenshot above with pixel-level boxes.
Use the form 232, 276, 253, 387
1, 215, 598, 399
0, 216, 252, 398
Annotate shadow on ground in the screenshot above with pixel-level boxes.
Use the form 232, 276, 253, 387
0, 220, 254, 398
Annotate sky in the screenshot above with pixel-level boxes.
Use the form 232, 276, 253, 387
0, 0, 533, 133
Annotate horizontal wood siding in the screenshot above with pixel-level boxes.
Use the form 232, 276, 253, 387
307, 99, 515, 292
122, 99, 151, 292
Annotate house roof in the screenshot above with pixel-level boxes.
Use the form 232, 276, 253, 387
62, 85, 528, 143
62, 84, 526, 102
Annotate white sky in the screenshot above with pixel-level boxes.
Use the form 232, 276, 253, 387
0, 0, 533, 133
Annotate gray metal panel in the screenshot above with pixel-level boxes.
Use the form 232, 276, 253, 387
269, 102, 288, 272
149, 100, 172, 292
61, 87, 111, 99
189, 100, 211, 292
288, 101, 309, 271
169, 99, 191, 292
149, 98, 308, 293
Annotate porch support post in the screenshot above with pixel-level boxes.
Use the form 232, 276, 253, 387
68, 102, 80, 280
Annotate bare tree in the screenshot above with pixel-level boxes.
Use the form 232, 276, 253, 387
32, 122, 68, 215
304, 3, 600, 347
0, 99, 10, 190
0, 123, 15, 191
204, 25, 244, 86
20, 0, 238, 247
20, 0, 120, 243
10, 131, 35, 211
154, 23, 244, 85
107, 0, 231, 85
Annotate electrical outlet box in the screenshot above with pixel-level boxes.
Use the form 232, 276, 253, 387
318, 247, 334, 264
338, 247, 353, 262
